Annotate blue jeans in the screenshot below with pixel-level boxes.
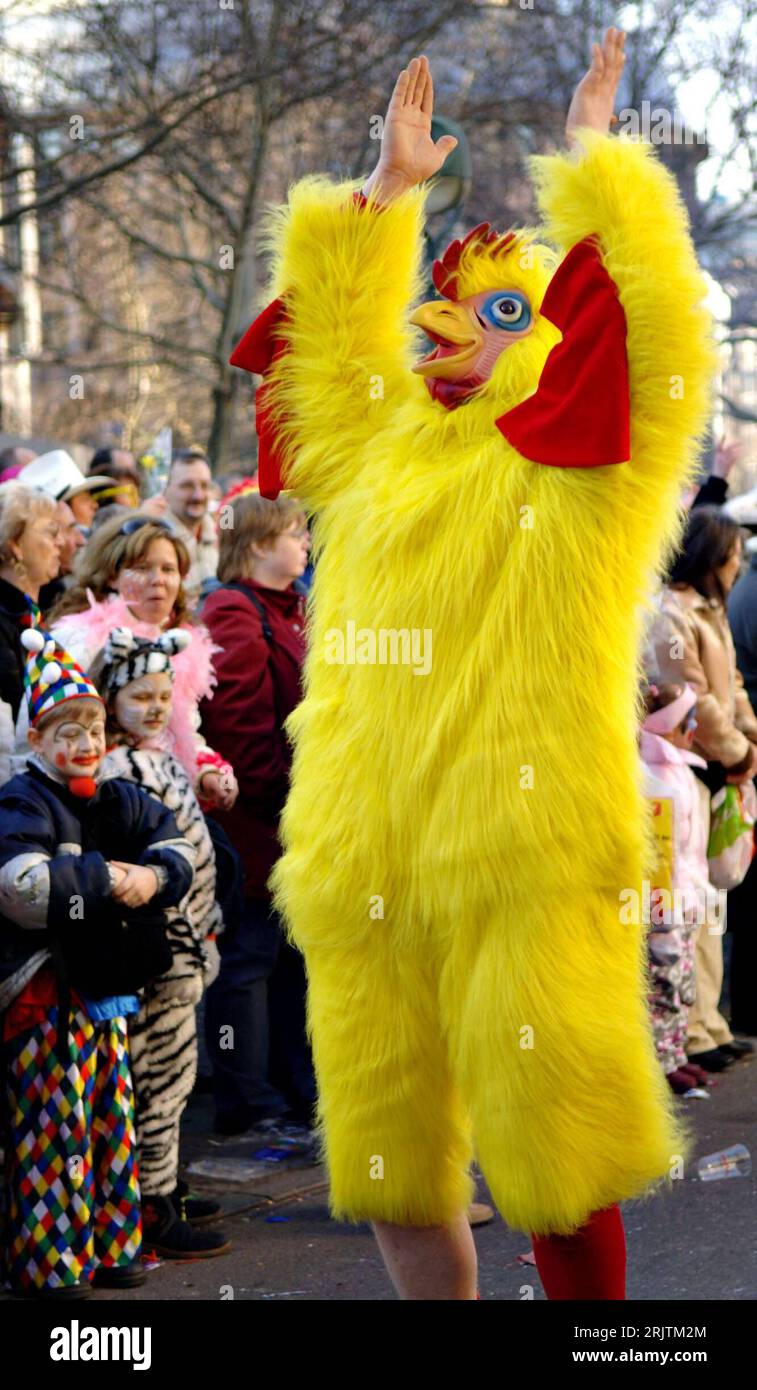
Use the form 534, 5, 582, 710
204, 897, 315, 1129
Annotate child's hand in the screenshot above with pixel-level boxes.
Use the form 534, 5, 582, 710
566, 27, 626, 147
109, 861, 159, 908
198, 767, 239, 811
726, 746, 757, 784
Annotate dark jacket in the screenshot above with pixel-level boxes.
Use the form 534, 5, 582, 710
728, 551, 757, 713
692, 475, 728, 510
0, 758, 195, 1004
0, 575, 33, 721
39, 575, 66, 620
199, 579, 306, 899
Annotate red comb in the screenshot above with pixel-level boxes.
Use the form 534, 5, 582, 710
432, 224, 518, 300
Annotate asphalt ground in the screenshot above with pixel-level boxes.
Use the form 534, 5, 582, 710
84, 1048, 757, 1304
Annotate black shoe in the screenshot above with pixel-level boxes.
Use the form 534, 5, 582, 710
10, 1281, 92, 1300
142, 1195, 231, 1260
719, 1039, 755, 1060
92, 1262, 147, 1289
687, 1048, 736, 1073
171, 1179, 223, 1227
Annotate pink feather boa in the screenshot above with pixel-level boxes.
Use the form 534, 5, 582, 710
52, 593, 221, 782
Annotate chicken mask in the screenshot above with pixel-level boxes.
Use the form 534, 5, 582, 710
411, 223, 540, 408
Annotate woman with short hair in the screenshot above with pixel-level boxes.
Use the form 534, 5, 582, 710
0, 485, 62, 766
200, 489, 316, 1135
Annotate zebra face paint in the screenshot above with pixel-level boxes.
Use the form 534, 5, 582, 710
113, 671, 173, 745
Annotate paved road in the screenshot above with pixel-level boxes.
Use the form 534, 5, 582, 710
94, 1050, 756, 1303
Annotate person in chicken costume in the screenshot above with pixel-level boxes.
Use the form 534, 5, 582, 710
230, 29, 714, 1300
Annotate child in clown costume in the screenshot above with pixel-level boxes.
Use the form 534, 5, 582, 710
0, 629, 194, 1297
230, 30, 715, 1299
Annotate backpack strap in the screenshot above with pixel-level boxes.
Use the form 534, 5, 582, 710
220, 582, 274, 644
217, 581, 284, 740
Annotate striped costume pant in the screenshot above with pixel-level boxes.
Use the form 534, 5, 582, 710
129, 991, 199, 1197
3, 1005, 141, 1291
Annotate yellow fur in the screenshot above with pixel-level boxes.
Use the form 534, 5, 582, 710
263, 133, 716, 1234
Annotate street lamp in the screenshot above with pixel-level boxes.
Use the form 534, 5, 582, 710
426, 115, 472, 216
424, 116, 472, 283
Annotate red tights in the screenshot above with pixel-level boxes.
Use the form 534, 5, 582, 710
530, 1204, 626, 1300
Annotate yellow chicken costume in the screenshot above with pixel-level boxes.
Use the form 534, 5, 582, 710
230, 36, 714, 1268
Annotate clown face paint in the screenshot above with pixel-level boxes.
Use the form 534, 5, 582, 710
113, 670, 173, 745
29, 698, 106, 779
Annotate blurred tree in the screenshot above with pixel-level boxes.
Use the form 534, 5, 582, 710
0, 0, 753, 462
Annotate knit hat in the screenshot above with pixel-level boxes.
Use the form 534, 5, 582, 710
20, 627, 103, 727
97, 625, 190, 695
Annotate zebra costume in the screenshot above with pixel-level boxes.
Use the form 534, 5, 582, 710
102, 742, 222, 1196
96, 627, 224, 1198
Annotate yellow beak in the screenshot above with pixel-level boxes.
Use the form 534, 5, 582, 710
409, 300, 483, 379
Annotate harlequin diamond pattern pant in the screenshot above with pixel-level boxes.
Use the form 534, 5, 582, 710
3, 1005, 142, 1291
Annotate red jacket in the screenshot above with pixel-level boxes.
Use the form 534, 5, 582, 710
199, 579, 306, 899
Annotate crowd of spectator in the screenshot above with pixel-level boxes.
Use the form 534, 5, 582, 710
640, 441, 757, 1090
0, 430, 754, 1298
0, 439, 314, 1296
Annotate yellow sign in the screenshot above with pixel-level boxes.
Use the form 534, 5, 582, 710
647, 796, 674, 894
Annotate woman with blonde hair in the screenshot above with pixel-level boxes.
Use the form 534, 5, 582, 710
48, 509, 238, 809
0, 484, 62, 731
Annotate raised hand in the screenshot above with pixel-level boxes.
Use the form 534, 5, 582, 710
712, 437, 742, 480
363, 56, 458, 203
566, 27, 626, 146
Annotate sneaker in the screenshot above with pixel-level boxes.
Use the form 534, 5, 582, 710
141, 1195, 231, 1260
687, 1048, 736, 1073
171, 1179, 223, 1227
254, 1119, 319, 1161
92, 1263, 147, 1289
257, 1118, 313, 1141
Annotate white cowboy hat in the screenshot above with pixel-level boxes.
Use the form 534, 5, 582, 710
19, 450, 112, 502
